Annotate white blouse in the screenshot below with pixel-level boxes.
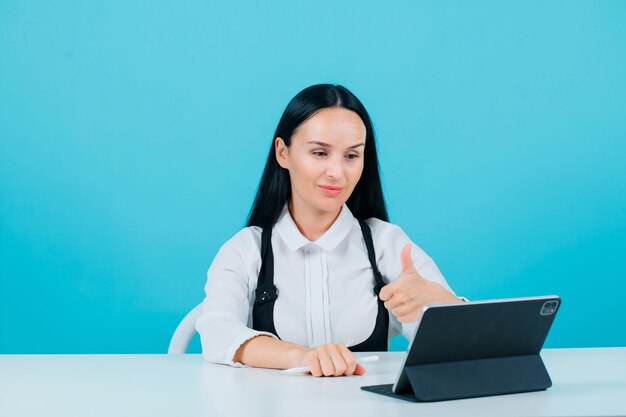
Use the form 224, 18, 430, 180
196, 204, 456, 366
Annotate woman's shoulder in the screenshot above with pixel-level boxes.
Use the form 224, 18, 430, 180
362, 217, 444, 284
217, 225, 263, 257
362, 217, 429, 259
363, 217, 408, 242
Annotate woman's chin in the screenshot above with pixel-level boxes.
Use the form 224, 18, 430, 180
313, 199, 346, 215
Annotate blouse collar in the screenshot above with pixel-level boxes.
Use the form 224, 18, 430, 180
274, 203, 357, 252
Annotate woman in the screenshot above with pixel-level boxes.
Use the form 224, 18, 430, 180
196, 84, 462, 377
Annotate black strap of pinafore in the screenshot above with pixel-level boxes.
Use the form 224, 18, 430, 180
348, 220, 389, 352
251, 227, 280, 338
252, 221, 389, 351
357, 220, 386, 297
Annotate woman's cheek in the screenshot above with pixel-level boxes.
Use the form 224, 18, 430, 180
347, 164, 363, 183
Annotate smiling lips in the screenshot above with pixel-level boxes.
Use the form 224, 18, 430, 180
319, 185, 343, 197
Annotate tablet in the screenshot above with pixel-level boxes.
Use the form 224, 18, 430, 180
361, 295, 561, 402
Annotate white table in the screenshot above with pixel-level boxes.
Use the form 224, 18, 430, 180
1, 348, 625, 417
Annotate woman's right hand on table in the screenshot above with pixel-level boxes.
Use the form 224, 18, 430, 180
292, 343, 367, 377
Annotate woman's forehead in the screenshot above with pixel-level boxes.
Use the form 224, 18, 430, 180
293, 108, 366, 145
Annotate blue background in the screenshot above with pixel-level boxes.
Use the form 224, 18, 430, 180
1, 1, 625, 354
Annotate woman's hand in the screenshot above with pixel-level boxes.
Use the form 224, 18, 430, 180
379, 244, 460, 323
292, 343, 367, 377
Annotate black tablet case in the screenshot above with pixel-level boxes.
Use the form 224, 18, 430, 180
362, 297, 560, 402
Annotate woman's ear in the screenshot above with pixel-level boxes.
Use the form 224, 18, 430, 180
275, 137, 289, 169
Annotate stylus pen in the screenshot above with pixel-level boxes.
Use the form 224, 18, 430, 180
281, 355, 379, 375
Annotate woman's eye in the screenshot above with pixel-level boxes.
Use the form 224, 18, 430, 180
345, 153, 360, 160
312, 151, 327, 157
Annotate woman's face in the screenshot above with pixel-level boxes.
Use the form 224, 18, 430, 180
275, 107, 366, 217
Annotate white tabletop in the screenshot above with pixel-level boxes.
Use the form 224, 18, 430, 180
1, 348, 625, 417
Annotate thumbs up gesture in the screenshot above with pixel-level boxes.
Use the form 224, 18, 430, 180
378, 244, 460, 323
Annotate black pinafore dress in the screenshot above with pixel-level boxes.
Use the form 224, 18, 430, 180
251, 220, 389, 351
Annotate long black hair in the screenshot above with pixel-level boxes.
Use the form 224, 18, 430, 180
247, 84, 388, 228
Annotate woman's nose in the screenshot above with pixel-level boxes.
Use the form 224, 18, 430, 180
325, 156, 342, 178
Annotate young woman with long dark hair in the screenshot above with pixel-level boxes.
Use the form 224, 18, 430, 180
196, 84, 462, 377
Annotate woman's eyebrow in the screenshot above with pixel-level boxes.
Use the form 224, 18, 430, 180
307, 140, 365, 149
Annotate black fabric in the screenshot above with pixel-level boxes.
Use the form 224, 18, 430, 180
347, 220, 389, 352
251, 220, 389, 351
251, 227, 279, 338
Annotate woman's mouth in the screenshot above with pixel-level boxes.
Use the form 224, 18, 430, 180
319, 185, 343, 197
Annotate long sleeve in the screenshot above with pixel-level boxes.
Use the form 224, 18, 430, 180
195, 228, 277, 366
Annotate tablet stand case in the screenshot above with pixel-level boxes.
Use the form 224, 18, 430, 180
361, 297, 559, 402
361, 353, 552, 402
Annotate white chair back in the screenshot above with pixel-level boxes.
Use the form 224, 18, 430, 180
168, 303, 203, 354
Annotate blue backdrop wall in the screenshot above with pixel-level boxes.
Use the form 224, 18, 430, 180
1, 1, 625, 354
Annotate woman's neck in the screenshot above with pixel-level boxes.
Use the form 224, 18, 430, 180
288, 200, 341, 241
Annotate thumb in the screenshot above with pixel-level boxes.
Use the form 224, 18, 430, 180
401, 244, 417, 274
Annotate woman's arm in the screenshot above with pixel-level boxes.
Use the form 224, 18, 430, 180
232, 335, 305, 368
369, 220, 462, 325
234, 335, 366, 377
197, 229, 279, 366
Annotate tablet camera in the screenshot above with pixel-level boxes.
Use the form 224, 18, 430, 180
540, 300, 559, 316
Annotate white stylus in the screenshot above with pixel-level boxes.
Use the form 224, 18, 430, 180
281, 355, 379, 375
